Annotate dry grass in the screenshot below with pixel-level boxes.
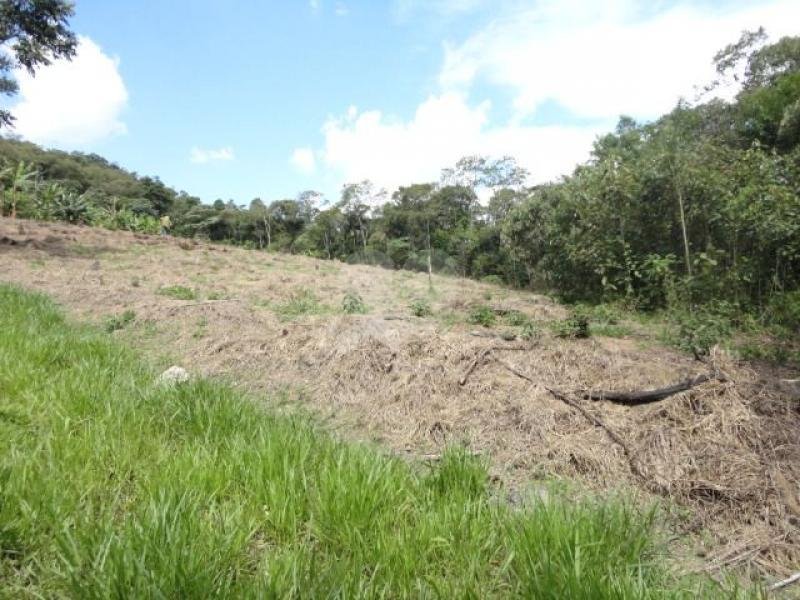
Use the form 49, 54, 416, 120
1, 217, 799, 581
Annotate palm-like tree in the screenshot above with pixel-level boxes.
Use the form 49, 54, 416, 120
7, 161, 39, 219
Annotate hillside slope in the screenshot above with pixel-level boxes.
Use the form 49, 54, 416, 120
1, 216, 799, 578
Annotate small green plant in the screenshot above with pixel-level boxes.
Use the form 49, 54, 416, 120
273, 288, 326, 320
504, 310, 529, 327
157, 285, 197, 301
553, 308, 590, 339
207, 290, 226, 301
468, 305, 496, 327
104, 309, 136, 333
409, 298, 432, 317
342, 291, 367, 314
192, 316, 209, 339
520, 321, 540, 340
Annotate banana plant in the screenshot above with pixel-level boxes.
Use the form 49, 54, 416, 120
7, 161, 39, 219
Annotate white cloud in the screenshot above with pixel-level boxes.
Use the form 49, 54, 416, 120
334, 2, 349, 17
309, 0, 320, 12
190, 146, 235, 164
439, 0, 800, 120
306, 0, 800, 197
321, 93, 606, 192
11, 36, 127, 146
290, 147, 317, 174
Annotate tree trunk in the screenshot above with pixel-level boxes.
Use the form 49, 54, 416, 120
676, 183, 692, 276
426, 220, 433, 288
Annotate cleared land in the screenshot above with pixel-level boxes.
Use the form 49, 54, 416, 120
1, 217, 799, 585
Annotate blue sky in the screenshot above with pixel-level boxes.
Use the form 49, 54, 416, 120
7, 0, 798, 205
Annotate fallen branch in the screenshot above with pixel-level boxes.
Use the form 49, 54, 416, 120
459, 348, 492, 386
492, 357, 664, 492
771, 571, 800, 592
583, 373, 716, 405
168, 298, 239, 309
469, 330, 517, 341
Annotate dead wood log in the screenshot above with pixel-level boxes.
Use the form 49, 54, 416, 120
582, 373, 715, 405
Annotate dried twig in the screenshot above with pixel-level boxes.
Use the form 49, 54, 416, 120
168, 298, 239, 309
459, 348, 492, 386
770, 571, 800, 592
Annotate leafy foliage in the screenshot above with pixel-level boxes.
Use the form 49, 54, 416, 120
341, 291, 367, 314
409, 298, 432, 317
468, 305, 496, 327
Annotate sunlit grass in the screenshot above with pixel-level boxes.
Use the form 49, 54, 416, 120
0, 284, 737, 597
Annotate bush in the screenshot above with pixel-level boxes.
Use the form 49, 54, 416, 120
481, 274, 504, 286
409, 298, 432, 317
553, 308, 590, 339
342, 291, 367, 314
667, 307, 733, 354
156, 285, 197, 301
766, 291, 800, 332
468, 305, 496, 327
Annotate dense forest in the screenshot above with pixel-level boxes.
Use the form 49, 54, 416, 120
2, 30, 799, 335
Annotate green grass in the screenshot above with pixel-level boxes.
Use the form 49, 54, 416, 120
0, 284, 738, 598
156, 284, 198, 301
270, 288, 329, 320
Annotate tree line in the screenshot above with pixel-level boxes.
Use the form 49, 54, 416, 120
1, 30, 799, 328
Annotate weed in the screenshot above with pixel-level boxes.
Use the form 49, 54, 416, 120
504, 310, 529, 327
468, 305, 496, 327
156, 285, 197, 301
104, 309, 136, 332
521, 321, 541, 340
409, 298, 432, 317
342, 291, 367, 314
130, 276, 141, 288
273, 289, 327, 320
552, 308, 591, 339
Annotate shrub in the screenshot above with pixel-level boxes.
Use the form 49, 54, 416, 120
104, 309, 136, 333
553, 308, 590, 339
342, 291, 367, 314
766, 291, 800, 332
667, 308, 733, 354
409, 298, 432, 317
156, 285, 197, 301
468, 305, 496, 327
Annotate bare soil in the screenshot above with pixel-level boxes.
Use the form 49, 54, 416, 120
2, 217, 798, 580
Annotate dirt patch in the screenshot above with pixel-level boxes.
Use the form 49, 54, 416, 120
1, 217, 798, 579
